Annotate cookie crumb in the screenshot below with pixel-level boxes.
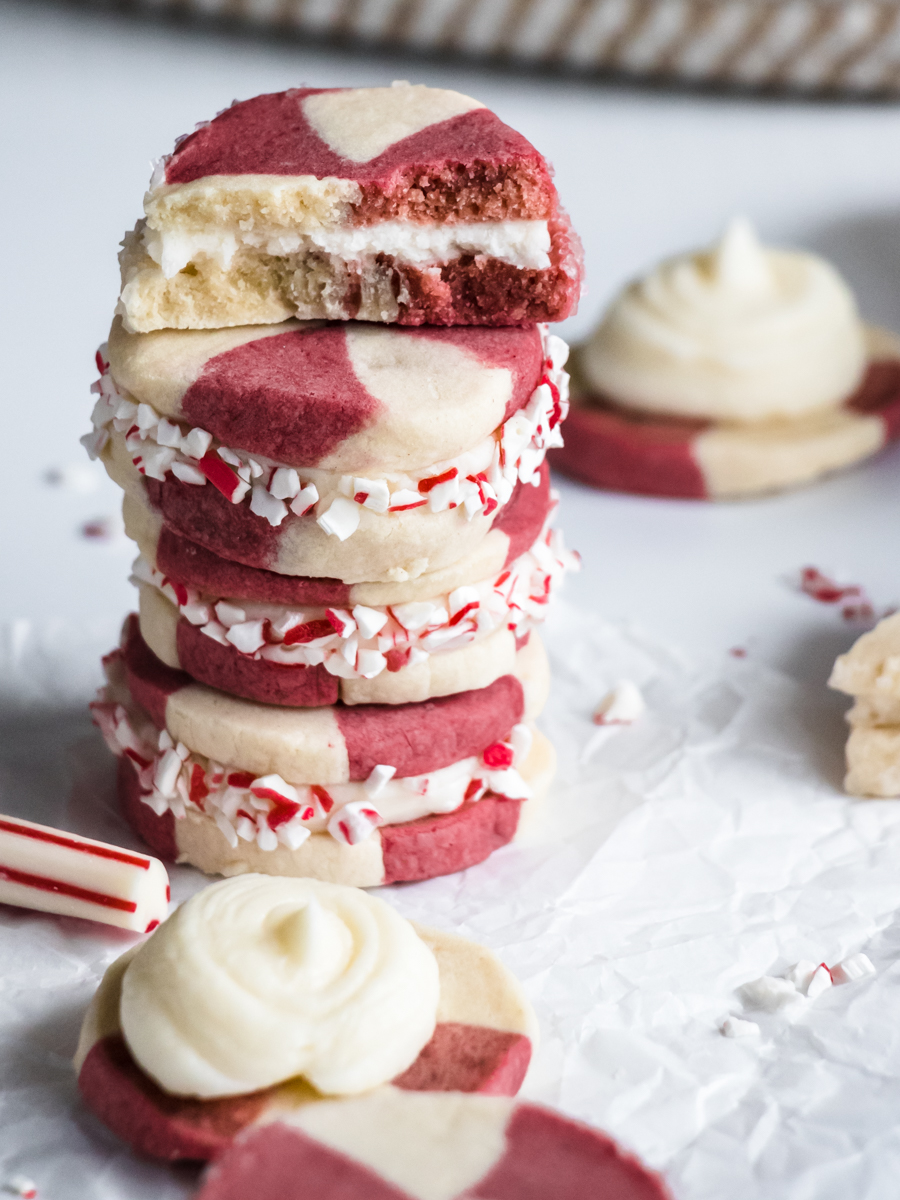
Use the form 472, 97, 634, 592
3, 1177, 37, 1199
592, 681, 645, 725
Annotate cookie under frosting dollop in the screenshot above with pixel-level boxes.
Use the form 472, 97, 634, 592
119, 874, 440, 1098
581, 218, 866, 422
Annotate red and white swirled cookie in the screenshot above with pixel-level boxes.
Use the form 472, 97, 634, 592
117, 83, 582, 332
75, 877, 538, 1163
86, 320, 568, 581
197, 1091, 671, 1200
551, 220, 900, 499
93, 617, 554, 886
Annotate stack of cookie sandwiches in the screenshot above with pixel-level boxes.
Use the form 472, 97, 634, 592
552, 217, 900, 499
84, 83, 582, 887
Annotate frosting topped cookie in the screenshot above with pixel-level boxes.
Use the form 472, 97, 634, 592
581, 218, 866, 422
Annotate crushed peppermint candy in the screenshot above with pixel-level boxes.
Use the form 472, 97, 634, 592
794, 567, 894, 625
132, 502, 577, 682
91, 663, 535, 849
720, 1016, 759, 1039
83, 328, 569, 540
592, 680, 645, 725
2, 1178, 37, 1200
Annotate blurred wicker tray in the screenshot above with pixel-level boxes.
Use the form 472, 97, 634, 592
129, 0, 900, 94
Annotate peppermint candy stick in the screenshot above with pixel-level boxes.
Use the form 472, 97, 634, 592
0, 815, 170, 933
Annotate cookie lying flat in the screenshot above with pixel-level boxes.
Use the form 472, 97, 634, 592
93, 623, 554, 885
75, 877, 538, 1162
88, 320, 567, 581
551, 342, 900, 500
197, 1090, 670, 1200
830, 612, 900, 796
131, 502, 573, 707
117, 84, 582, 332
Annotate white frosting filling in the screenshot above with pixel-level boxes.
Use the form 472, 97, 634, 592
133, 505, 575, 682
118, 874, 440, 1098
91, 660, 533, 852
581, 218, 867, 422
141, 219, 551, 280
82, 330, 569, 540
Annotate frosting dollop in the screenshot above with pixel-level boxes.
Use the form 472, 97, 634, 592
581, 218, 866, 421
119, 874, 440, 1098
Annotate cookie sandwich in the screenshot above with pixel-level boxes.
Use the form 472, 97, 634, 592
118, 83, 583, 332
75, 875, 538, 1162
552, 218, 900, 499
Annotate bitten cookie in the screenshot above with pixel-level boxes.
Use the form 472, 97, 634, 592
197, 1091, 671, 1200
92, 620, 554, 886
551, 219, 900, 499
86, 320, 568, 581
830, 612, 900, 796
117, 84, 583, 332
75, 876, 538, 1162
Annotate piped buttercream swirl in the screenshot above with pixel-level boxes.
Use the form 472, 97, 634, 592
581, 218, 866, 421
119, 874, 440, 1099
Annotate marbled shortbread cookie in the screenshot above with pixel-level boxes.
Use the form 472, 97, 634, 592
85, 318, 567, 581
830, 612, 900, 796
92, 622, 554, 885
117, 84, 582, 332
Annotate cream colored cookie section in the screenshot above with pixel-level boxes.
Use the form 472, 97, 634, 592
349, 529, 511, 606
848, 695, 900, 726
517, 633, 551, 721
515, 727, 556, 840
694, 406, 884, 499
107, 316, 311, 418
139, 586, 181, 669
176, 813, 385, 886
416, 925, 537, 1040
302, 84, 483, 164
145, 174, 359, 235
341, 627, 517, 705
123, 490, 163, 554
845, 725, 900, 797
118, 227, 297, 334
165, 686, 349, 783
830, 612, 900, 698
284, 1090, 512, 1200
330, 325, 511, 473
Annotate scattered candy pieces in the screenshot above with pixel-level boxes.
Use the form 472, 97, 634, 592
832, 953, 876, 984
721, 1016, 760, 1039
806, 963, 833, 1001
592, 680, 646, 725
80, 518, 112, 540
794, 567, 893, 624
738, 975, 803, 1012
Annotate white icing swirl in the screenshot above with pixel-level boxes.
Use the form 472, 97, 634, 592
581, 218, 866, 421
119, 875, 440, 1098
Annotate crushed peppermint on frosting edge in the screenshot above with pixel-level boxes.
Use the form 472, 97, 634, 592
135, 499, 577, 681
81, 330, 570, 542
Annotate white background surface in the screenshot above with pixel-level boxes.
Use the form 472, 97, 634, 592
2, 2, 900, 1196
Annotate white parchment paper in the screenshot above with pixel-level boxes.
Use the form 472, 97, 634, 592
2, 600, 899, 1200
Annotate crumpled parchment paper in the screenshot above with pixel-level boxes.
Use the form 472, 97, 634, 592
2, 599, 899, 1200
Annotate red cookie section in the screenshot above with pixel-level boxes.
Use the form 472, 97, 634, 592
470, 1104, 672, 1200
165, 92, 552, 222
156, 527, 352, 606
175, 619, 340, 708
548, 396, 708, 500
181, 324, 545, 467
181, 326, 383, 466
334, 674, 524, 778
153, 464, 551, 604
392, 1023, 530, 1096
197, 1124, 412, 1200
78, 1021, 526, 1164
380, 796, 522, 884
120, 615, 193, 728
847, 358, 900, 438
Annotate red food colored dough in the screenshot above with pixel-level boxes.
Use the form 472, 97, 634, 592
77, 1022, 530, 1164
